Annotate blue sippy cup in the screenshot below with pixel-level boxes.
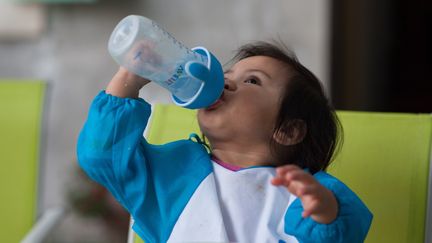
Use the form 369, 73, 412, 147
108, 15, 224, 109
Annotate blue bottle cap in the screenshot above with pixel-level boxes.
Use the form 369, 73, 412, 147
171, 47, 224, 109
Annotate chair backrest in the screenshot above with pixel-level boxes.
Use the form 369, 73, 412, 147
130, 104, 432, 243
0, 81, 46, 243
328, 111, 432, 243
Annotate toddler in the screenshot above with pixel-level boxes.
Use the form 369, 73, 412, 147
77, 42, 372, 242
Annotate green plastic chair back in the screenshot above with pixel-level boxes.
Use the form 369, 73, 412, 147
0, 81, 46, 243
146, 105, 200, 145
328, 111, 432, 243
131, 104, 432, 243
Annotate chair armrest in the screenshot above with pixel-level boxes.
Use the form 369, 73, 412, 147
127, 216, 135, 243
21, 207, 65, 243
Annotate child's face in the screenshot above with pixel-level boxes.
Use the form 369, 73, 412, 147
198, 56, 291, 149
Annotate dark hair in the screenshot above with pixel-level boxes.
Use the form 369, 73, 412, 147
231, 41, 343, 174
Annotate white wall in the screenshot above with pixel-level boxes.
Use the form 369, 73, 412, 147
138, 0, 331, 103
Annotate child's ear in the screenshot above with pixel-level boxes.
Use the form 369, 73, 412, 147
273, 119, 307, 146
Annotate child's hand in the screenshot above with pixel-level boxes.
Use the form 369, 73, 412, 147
117, 67, 151, 87
271, 165, 338, 224
106, 67, 150, 98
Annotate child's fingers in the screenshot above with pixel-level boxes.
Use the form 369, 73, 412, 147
283, 169, 316, 186
276, 165, 315, 185
302, 210, 312, 218
272, 167, 315, 192
302, 202, 320, 218
286, 180, 319, 198
275, 164, 301, 176
270, 177, 285, 186
297, 192, 321, 217
271, 176, 293, 188
296, 183, 319, 197
283, 169, 305, 182
272, 165, 301, 186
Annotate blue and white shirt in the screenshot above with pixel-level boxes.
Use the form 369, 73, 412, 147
77, 91, 372, 243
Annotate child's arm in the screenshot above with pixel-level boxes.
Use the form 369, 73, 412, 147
78, 70, 214, 242
106, 67, 150, 98
271, 165, 338, 224
77, 67, 153, 227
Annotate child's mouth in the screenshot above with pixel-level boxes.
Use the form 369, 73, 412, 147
206, 92, 225, 110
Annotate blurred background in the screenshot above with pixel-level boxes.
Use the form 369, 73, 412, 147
0, 0, 430, 242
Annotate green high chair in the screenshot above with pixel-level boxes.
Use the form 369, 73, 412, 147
0, 81, 63, 243
128, 104, 432, 243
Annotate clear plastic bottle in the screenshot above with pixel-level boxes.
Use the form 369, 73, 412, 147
108, 15, 208, 102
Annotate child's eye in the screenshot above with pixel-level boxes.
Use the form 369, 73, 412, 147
244, 78, 260, 85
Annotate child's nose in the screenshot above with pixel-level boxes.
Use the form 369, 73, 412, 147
224, 80, 237, 91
